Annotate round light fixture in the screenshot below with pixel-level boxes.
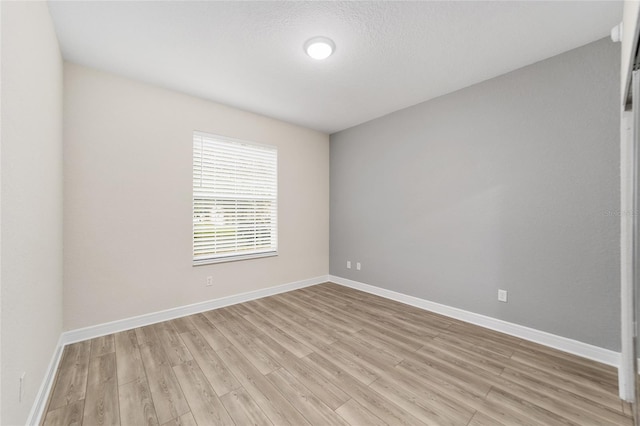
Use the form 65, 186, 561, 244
304, 37, 335, 60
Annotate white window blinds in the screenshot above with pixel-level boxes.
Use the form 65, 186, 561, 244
193, 131, 278, 264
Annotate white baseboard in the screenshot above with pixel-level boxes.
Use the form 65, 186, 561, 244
25, 335, 64, 426
61, 275, 329, 345
31, 273, 624, 425
29, 275, 328, 425
329, 275, 621, 368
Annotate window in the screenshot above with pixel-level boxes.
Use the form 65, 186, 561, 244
193, 131, 277, 264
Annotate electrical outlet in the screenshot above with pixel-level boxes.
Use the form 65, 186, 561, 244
19, 372, 25, 402
347, 260, 351, 269
206, 276, 213, 287
356, 262, 361, 271
498, 289, 508, 302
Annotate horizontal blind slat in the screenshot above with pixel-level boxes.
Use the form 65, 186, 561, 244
193, 131, 277, 262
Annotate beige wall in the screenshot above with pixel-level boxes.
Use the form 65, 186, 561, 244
63, 63, 329, 330
1, 2, 64, 424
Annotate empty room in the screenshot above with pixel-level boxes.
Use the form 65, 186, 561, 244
3, 0, 640, 425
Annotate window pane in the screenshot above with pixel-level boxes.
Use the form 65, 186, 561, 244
193, 132, 277, 263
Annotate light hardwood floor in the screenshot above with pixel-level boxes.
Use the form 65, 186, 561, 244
42, 283, 632, 425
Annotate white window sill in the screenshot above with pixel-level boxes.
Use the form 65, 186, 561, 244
193, 251, 278, 266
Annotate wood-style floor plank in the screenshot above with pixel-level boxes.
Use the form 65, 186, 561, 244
47, 341, 91, 410
499, 367, 630, 425
135, 325, 159, 346
304, 351, 427, 426
243, 313, 314, 358
369, 376, 474, 426
394, 359, 551, 425
118, 378, 158, 426
151, 321, 193, 367
215, 344, 311, 426
213, 315, 281, 375
264, 342, 351, 410
467, 411, 507, 426
484, 386, 575, 426
90, 335, 116, 358
401, 348, 494, 397
159, 412, 197, 426
278, 291, 363, 334
172, 360, 235, 425
248, 301, 335, 351
266, 367, 350, 426
42, 400, 84, 426
220, 387, 273, 426
41, 283, 632, 426
138, 339, 190, 424
169, 316, 196, 334
189, 313, 232, 351
114, 330, 145, 386
258, 297, 340, 344
179, 329, 241, 397
335, 398, 389, 426
82, 353, 120, 426
221, 312, 351, 410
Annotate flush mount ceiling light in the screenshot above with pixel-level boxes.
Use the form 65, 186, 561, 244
304, 36, 335, 60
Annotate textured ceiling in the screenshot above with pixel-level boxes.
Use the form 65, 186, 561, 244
48, 1, 622, 134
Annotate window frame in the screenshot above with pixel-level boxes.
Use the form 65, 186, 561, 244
192, 130, 278, 266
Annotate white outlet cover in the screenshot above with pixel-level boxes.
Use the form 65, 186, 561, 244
356, 262, 361, 270
347, 261, 351, 269
498, 289, 508, 302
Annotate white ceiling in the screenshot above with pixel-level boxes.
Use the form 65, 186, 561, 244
48, 1, 622, 134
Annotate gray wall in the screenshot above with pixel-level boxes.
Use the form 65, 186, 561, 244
330, 38, 621, 351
